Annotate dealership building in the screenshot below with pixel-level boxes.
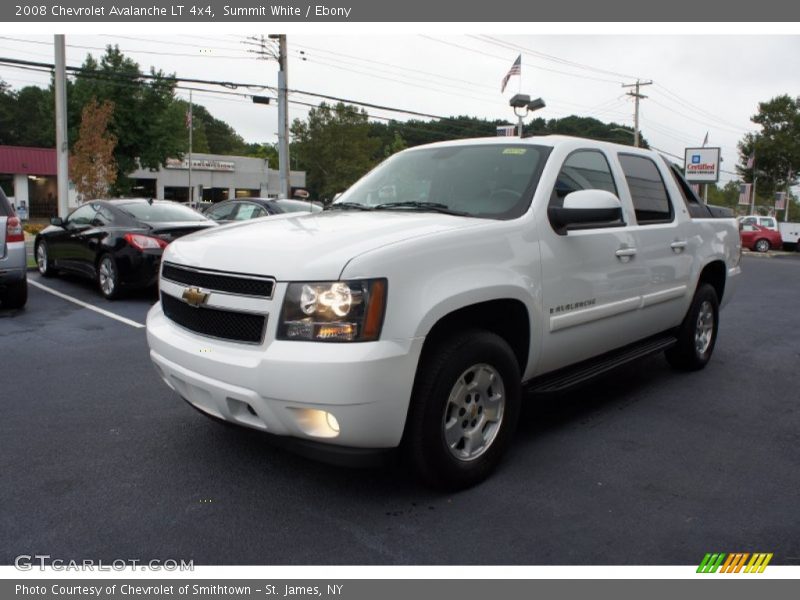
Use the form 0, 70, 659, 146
0, 145, 306, 218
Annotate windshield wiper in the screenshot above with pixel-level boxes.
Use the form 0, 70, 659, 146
373, 201, 468, 216
324, 202, 373, 211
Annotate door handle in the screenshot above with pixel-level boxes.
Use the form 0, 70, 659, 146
615, 247, 637, 260
670, 241, 688, 252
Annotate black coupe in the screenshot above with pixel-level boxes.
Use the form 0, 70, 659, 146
34, 199, 216, 299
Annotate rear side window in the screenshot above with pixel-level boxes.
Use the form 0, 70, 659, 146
619, 154, 674, 224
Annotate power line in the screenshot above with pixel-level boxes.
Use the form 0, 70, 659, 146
472, 35, 637, 82
419, 35, 624, 86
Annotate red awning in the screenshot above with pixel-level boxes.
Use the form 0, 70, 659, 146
0, 145, 57, 176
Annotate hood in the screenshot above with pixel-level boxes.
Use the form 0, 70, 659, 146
163, 210, 485, 280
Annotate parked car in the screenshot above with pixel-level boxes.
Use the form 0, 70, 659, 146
147, 136, 741, 489
0, 188, 27, 309
35, 199, 216, 299
739, 215, 778, 232
204, 198, 322, 224
740, 223, 783, 252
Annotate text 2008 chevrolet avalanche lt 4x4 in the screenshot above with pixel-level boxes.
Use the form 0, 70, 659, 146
146, 136, 741, 489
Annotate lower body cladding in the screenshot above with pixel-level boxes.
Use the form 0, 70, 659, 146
147, 303, 424, 455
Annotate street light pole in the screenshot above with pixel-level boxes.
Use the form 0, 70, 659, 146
509, 94, 545, 137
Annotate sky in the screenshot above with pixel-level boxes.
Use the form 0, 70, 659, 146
1, 33, 798, 185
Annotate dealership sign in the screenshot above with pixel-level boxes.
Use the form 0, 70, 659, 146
684, 147, 721, 183
164, 158, 235, 172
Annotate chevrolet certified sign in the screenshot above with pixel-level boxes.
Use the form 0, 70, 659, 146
684, 147, 721, 183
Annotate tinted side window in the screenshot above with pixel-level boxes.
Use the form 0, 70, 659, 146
207, 203, 238, 220
93, 205, 116, 226
550, 150, 617, 208
67, 204, 97, 226
619, 155, 673, 224
233, 203, 267, 220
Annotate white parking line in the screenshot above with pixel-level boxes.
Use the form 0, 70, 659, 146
28, 279, 146, 329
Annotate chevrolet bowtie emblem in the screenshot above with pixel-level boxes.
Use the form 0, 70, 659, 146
182, 286, 209, 308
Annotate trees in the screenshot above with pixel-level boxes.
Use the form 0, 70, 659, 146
70, 46, 186, 195
738, 95, 799, 197
69, 98, 117, 201
291, 102, 381, 201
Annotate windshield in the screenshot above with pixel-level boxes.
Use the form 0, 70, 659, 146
333, 144, 549, 219
117, 201, 208, 223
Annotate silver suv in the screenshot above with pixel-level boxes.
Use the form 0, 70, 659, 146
0, 189, 27, 309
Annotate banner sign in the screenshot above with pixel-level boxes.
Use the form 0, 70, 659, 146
2, 0, 798, 22
165, 158, 235, 172
684, 147, 721, 183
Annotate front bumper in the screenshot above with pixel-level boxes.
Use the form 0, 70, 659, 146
147, 302, 424, 449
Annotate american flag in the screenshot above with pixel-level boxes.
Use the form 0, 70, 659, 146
185, 110, 192, 129
496, 125, 516, 137
746, 153, 755, 169
775, 192, 786, 211
690, 183, 701, 196
501, 55, 521, 93
738, 183, 752, 206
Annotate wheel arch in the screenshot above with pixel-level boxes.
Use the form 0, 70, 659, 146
697, 259, 726, 303
417, 298, 531, 375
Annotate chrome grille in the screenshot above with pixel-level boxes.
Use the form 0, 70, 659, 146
162, 262, 274, 298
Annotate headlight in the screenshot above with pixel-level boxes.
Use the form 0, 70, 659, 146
278, 279, 387, 342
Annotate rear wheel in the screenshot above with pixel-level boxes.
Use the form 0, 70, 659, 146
404, 330, 521, 490
665, 283, 719, 371
97, 254, 121, 300
36, 241, 55, 277
754, 238, 770, 253
1, 277, 27, 309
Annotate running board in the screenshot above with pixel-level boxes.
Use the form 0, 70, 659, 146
525, 334, 677, 394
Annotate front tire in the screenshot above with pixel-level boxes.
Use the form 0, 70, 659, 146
754, 238, 770, 253
97, 254, 121, 300
665, 283, 719, 371
1, 277, 27, 309
404, 330, 521, 490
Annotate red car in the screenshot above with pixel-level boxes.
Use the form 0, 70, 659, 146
740, 223, 783, 252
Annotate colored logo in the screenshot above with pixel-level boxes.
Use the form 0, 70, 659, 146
182, 287, 209, 308
692, 154, 701, 164
697, 552, 773, 573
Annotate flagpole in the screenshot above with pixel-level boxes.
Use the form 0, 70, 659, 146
188, 90, 193, 206
786, 169, 792, 222
750, 175, 757, 216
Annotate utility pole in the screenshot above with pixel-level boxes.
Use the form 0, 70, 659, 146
187, 89, 193, 205
54, 35, 69, 216
622, 79, 652, 148
275, 34, 290, 199
247, 34, 290, 198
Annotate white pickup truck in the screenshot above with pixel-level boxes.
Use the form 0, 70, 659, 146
146, 136, 741, 489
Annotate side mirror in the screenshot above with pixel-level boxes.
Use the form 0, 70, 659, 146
548, 189, 623, 235
50, 217, 65, 227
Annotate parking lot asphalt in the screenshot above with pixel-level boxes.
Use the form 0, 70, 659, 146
1, 256, 799, 566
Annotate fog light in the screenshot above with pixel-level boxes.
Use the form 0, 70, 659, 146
325, 411, 340, 433
289, 408, 341, 438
